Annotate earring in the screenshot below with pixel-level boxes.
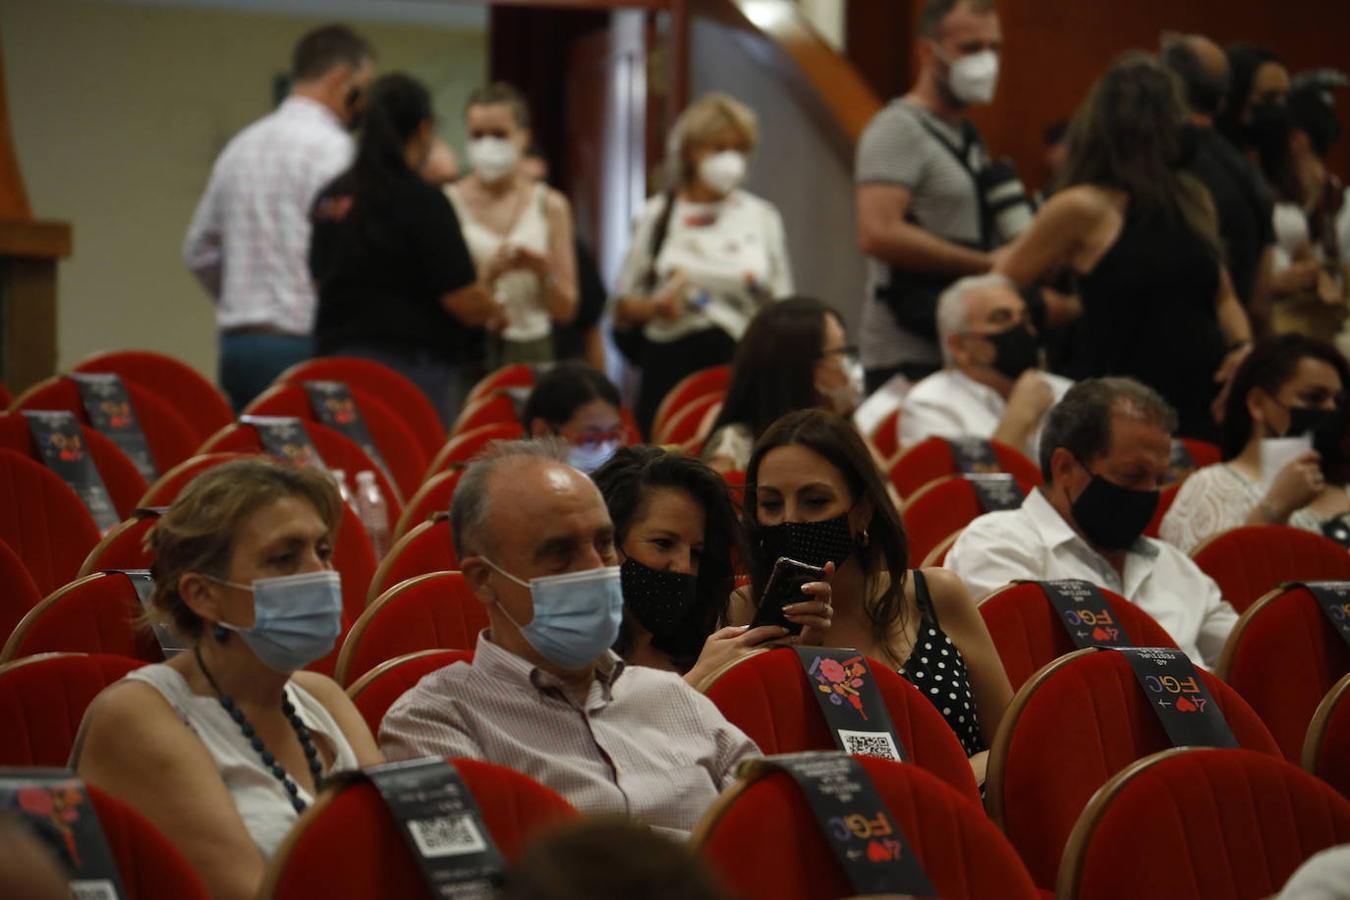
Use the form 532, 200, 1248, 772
213, 624, 229, 643
861, 529, 870, 547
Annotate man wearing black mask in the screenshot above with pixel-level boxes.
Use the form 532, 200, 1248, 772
946, 378, 1238, 669
900, 274, 1071, 457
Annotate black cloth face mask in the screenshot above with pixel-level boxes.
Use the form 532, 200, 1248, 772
982, 323, 1041, 381
619, 558, 699, 638
753, 514, 858, 571
1069, 462, 1160, 552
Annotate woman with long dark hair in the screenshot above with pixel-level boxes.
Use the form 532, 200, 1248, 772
995, 52, 1254, 441
732, 409, 1011, 780
309, 73, 500, 425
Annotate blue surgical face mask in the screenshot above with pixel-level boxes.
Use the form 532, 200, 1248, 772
567, 439, 621, 474
482, 560, 623, 670
211, 570, 344, 673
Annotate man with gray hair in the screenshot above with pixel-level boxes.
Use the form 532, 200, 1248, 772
899, 273, 1071, 457
379, 439, 760, 837
946, 378, 1237, 668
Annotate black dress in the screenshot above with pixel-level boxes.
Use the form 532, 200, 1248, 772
1069, 207, 1224, 441
897, 570, 986, 757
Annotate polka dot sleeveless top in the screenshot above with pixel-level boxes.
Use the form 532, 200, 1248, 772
897, 570, 986, 757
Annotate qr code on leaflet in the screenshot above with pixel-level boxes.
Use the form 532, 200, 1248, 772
838, 729, 901, 761
70, 881, 119, 900
408, 812, 488, 858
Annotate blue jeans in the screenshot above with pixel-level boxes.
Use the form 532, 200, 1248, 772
219, 332, 315, 412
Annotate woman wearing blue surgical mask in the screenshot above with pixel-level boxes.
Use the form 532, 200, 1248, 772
521, 361, 626, 474
591, 446, 826, 686
733, 409, 1012, 785
73, 459, 382, 900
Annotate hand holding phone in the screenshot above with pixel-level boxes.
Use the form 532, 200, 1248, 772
750, 556, 827, 636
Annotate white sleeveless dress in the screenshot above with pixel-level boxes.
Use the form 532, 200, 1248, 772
90, 664, 360, 859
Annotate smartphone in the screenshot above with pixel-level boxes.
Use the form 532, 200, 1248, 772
750, 556, 826, 636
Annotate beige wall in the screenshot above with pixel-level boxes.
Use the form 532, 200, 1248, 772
1, 0, 487, 380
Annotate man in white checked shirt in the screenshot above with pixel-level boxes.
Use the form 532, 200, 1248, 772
183, 24, 374, 410
380, 440, 760, 838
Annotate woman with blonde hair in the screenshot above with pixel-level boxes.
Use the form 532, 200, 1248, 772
613, 92, 794, 434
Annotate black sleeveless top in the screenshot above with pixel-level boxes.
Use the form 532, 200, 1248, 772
1070, 207, 1224, 442
897, 570, 986, 757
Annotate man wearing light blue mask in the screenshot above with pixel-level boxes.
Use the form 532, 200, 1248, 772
380, 440, 760, 837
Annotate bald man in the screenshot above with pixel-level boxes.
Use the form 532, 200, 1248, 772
379, 440, 759, 838
1161, 32, 1276, 321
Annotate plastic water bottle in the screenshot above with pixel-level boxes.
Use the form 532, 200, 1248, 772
354, 470, 390, 561
331, 469, 358, 516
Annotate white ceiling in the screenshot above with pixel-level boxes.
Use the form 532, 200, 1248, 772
90, 0, 489, 29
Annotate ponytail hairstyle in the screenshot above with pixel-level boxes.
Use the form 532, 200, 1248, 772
351, 73, 432, 201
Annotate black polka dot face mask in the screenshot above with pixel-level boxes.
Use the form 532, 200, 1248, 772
619, 558, 699, 638
753, 514, 859, 571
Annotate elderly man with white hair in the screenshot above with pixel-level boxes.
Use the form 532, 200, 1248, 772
898, 274, 1072, 457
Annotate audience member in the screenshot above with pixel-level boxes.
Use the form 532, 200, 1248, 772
733, 409, 1011, 781
613, 92, 794, 435
1161, 335, 1350, 552
309, 74, 500, 427
449, 83, 579, 367
946, 378, 1238, 668
378, 441, 760, 837
703, 298, 861, 474
900, 274, 1071, 458
1160, 33, 1277, 322
995, 52, 1253, 442
520, 361, 624, 473
591, 446, 818, 683
72, 459, 381, 899
855, 0, 1005, 391
184, 25, 375, 411
1275, 844, 1350, 900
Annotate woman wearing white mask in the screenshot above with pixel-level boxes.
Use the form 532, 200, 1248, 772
703, 298, 863, 474
613, 92, 794, 436
73, 459, 381, 900
448, 82, 578, 367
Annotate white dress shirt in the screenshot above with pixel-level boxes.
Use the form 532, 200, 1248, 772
183, 96, 353, 335
899, 368, 1074, 459
945, 488, 1238, 669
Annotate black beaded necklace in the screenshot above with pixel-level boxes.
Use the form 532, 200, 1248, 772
194, 645, 324, 813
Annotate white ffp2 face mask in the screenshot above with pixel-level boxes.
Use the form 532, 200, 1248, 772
468, 137, 520, 183
697, 150, 747, 196
943, 48, 1000, 106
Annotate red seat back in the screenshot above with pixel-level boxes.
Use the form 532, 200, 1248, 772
702, 647, 979, 802
1061, 749, 1350, 900
0, 538, 42, 647
0, 381, 10, 408
978, 582, 1180, 691
79, 512, 161, 577
888, 435, 1041, 500
650, 365, 731, 442
261, 758, 578, 900
0, 652, 144, 765
0, 449, 101, 595
868, 407, 901, 462
694, 756, 1038, 900
347, 649, 473, 736
1218, 584, 1350, 760
1179, 436, 1222, 469
88, 783, 212, 899
74, 349, 234, 445
367, 517, 458, 605
1304, 672, 1350, 797
900, 476, 999, 567
653, 393, 722, 447
466, 363, 537, 404
2, 572, 164, 664
336, 572, 487, 686
1143, 480, 1181, 539
0, 410, 149, 518
14, 375, 199, 472
138, 453, 253, 507
278, 356, 446, 459
392, 469, 464, 541
452, 391, 521, 436
424, 423, 524, 479
246, 383, 428, 502
988, 648, 1280, 889
1191, 525, 1350, 614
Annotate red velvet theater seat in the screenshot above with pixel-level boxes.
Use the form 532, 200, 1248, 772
700, 647, 979, 803
0, 410, 149, 518
986, 647, 1280, 890
978, 581, 1179, 691
0, 448, 101, 595
78, 510, 161, 577
73, 348, 234, 446
366, 515, 457, 605
335, 572, 486, 687
2, 572, 164, 665
901, 475, 1019, 568
466, 363, 537, 404
693, 756, 1038, 900
87, 783, 212, 899
138, 453, 252, 506
1191, 524, 1350, 614
1218, 584, 1350, 761
259, 758, 579, 900
392, 468, 464, 541
0, 537, 42, 646
451, 391, 520, 436
423, 422, 524, 479
649, 365, 731, 442
0, 652, 144, 766
867, 407, 901, 463
346, 649, 473, 736
1303, 672, 1350, 797
1060, 748, 1350, 900
887, 435, 1041, 500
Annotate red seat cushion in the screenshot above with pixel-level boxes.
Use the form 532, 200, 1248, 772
3, 572, 164, 664
87, 784, 212, 899
74, 349, 234, 446
888, 435, 1041, 500
1191, 525, 1350, 614
901, 476, 997, 567
704, 647, 979, 802
1307, 674, 1350, 797
336, 572, 487, 686
367, 517, 457, 605
348, 649, 474, 736
697, 756, 1038, 900
1067, 749, 1350, 900
0, 653, 144, 766
0, 537, 42, 647
0, 411, 149, 518
653, 393, 722, 447
0, 449, 101, 595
